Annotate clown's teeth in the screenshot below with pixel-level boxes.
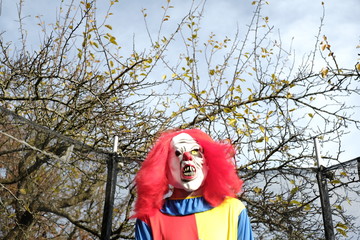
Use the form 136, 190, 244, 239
183, 165, 196, 176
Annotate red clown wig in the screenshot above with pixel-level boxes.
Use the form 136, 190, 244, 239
133, 129, 243, 218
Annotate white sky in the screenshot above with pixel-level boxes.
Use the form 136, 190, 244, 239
1, 0, 359, 162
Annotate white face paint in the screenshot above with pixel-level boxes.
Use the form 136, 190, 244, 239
167, 133, 208, 192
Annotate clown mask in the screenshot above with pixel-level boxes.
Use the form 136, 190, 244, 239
167, 133, 208, 192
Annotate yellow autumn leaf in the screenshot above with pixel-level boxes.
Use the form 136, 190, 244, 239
110, 96, 118, 102
336, 228, 348, 237
321, 43, 327, 51
356, 63, 360, 71
259, 125, 265, 133
19, 189, 27, 194
290, 186, 299, 195
336, 222, 348, 230
290, 200, 301, 205
189, 93, 198, 100
320, 67, 329, 78
228, 118, 237, 126
109, 37, 118, 45
271, 73, 277, 81
253, 186, 262, 194
330, 179, 341, 184
91, 41, 99, 48
224, 108, 232, 113
304, 204, 311, 211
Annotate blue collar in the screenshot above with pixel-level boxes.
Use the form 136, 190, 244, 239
160, 196, 213, 216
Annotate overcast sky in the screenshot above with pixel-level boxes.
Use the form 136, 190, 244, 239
1, 0, 358, 62
1, 0, 359, 162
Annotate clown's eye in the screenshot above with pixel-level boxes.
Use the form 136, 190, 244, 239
191, 149, 200, 155
175, 150, 181, 156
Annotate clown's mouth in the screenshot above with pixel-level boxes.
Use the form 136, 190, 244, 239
181, 164, 196, 181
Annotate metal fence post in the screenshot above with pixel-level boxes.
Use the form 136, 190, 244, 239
314, 137, 335, 240
100, 137, 119, 240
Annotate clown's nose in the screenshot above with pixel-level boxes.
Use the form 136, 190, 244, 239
183, 152, 193, 161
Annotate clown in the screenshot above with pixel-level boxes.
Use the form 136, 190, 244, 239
133, 129, 253, 240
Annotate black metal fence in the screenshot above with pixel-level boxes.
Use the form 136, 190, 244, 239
241, 156, 360, 239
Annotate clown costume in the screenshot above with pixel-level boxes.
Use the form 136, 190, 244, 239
133, 129, 253, 240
